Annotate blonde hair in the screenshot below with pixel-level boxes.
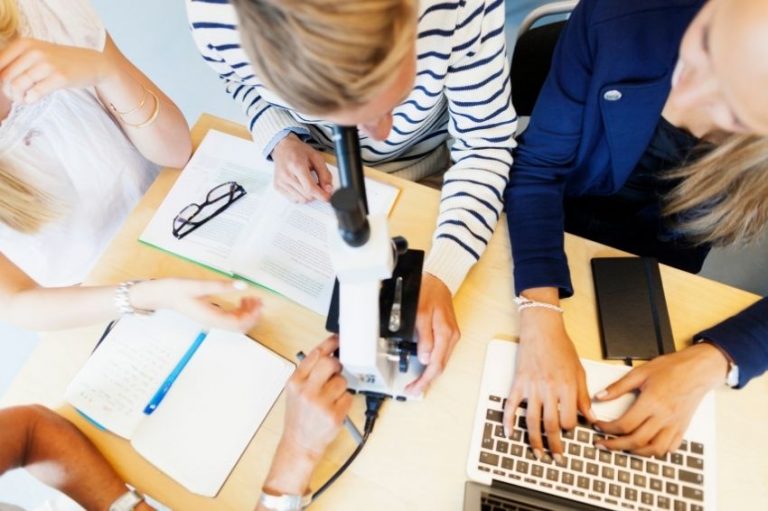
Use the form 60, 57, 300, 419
230, 0, 417, 115
0, 0, 17, 46
664, 134, 768, 246
0, 0, 61, 233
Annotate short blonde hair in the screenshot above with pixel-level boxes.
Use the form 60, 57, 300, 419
230, 0, 418, 115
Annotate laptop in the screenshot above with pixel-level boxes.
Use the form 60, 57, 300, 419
465, 339, 716, 511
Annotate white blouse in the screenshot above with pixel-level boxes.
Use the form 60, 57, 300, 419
0, 0, 159, 286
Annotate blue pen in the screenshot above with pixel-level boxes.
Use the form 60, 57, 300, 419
144, 331, 208, 415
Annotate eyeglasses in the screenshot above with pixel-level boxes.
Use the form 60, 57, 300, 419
172, 181, 247, 239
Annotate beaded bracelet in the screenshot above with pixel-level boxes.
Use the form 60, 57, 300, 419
514, 296, 565, 314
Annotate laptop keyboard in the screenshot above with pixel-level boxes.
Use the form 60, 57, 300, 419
478, 395, 707, 511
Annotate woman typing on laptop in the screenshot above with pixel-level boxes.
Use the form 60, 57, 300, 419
0, 0, 262, 332
504, 0, 768, 459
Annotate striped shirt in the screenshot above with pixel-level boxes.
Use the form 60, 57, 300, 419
186, 0, 517, 294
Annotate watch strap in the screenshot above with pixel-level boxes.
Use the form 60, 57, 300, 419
109, 488, 145, 511
114, 280, 154, 316
259, 491, 312, 511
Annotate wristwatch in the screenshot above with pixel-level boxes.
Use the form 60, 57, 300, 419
114, 280, 154, 316
109, 488, 145, 511
699, 339, 739, 388
258, 491, 312, 511
725, 358, 740, 388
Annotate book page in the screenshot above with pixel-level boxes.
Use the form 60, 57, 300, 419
140, 130, 273, 273
131, 329, 294, 497
65, 312, 202, 439
142, 129, 400, 314
230, 170, 399, 315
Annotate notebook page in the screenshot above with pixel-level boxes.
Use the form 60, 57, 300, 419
229, 169, 399, 314
130, 329, 295, 497
140, 130, 272, 273
65, 312, 202, 439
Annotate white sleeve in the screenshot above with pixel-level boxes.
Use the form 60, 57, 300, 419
31, 0, 107, 50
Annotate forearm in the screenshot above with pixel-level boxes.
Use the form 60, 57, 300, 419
0, 280, 163, 331
0, 284, 118, 330
0, 406, 154, 511
695, 296, 768, 387
96, 37, 191, 169
256, 439, 317, 511
426, 151, 512, 294
505, 177, 573, 297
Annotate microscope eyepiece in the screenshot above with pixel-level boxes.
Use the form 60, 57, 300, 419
331, 187, 370, 247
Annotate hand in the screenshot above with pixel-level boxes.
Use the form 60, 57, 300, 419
281, 335, 353, 459
271, 134, 333, 203
593, 343, 728, 457
0, 38, 115, 104
261, 336, 352, 499
503, 289, 595, 462
405, 273, 460, 395
130, 278, 262, 332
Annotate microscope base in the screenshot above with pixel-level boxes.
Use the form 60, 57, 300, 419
345, 348, 425, 401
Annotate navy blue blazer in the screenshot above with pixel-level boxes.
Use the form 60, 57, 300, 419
504, 0, 768, 387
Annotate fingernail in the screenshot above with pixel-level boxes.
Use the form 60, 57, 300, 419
593, 423, 602, 432
553, 453, 564, 464
418, 352, 430, 365
503, 425, 509, 438
594, 390, 608, 400
233, 280, 248, 290
533, 449, 543, 460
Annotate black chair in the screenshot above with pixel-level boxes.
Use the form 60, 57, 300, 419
510, 1, 578, 117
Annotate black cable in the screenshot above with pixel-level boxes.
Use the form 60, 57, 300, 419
624, 357, 633, 367
311, 394, 386, 502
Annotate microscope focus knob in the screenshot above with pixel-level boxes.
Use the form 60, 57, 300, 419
331, 187, 370, 247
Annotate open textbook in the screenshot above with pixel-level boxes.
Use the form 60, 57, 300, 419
66, 311, 294, 497
140, 130, 400, 314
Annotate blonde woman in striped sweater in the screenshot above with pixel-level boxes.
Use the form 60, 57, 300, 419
187, 0, 518, 394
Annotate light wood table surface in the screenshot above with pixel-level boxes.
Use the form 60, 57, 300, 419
3, 115, 767, 510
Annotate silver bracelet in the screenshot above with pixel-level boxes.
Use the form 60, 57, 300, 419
514, 296, 564, 314
258, 491, 312, 511
109, 488, 145, 511
114, 280, 154, 316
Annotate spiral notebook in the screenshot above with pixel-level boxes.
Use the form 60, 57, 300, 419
66, 310, 294, 497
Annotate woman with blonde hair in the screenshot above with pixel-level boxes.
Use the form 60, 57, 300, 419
504, 0, 768, 460
0, 0, 261, 332
187, 0, 517, 394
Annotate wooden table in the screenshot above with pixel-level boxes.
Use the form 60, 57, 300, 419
3, 115, 767, 510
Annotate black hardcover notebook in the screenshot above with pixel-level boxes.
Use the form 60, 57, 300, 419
591, 257, 675, 360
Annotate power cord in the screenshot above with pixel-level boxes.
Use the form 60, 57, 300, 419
311, 393, 386, 502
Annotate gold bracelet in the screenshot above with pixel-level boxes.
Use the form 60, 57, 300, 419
109, 84, 148, 117
122, 89, 160, 129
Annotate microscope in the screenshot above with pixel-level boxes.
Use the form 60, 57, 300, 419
325, 126, 425, 401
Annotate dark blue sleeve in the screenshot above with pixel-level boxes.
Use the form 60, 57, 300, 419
694, 297, 768, 388
504, 0, 597, 297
